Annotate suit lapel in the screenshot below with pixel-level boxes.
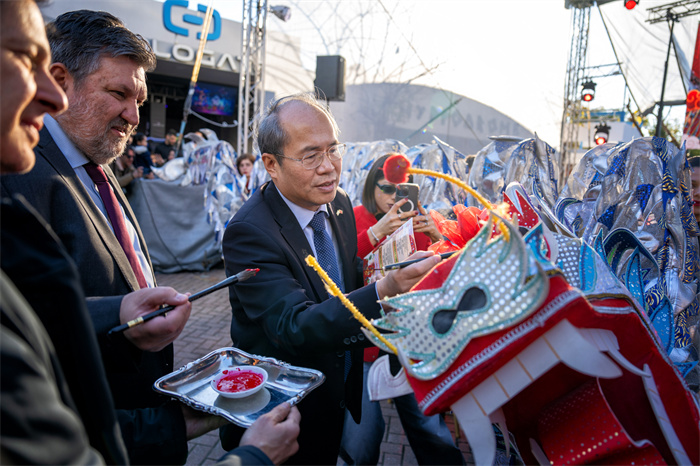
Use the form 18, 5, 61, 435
327, 197, 355, 292
37, 129, 145, 290
263, 183, 329, 301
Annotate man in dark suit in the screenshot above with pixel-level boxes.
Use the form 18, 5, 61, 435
0, 9, 214, 464
0, 4, 304, 465
0, 1, 117, 462
220, 93, 440, 464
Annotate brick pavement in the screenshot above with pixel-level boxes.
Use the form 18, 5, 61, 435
156, 265, 474, 465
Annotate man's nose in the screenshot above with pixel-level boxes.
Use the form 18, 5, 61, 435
122, 100, 140, 126
316, 152, 336, 172
37, 68, 68, 116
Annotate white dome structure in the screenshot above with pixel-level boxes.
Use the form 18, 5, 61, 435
329, 83, 535, 154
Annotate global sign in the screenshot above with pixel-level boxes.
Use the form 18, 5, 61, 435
156, 0, 238, 73
162, 0, 221, 40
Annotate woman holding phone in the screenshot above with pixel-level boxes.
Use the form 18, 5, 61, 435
341, 154, 461, 466
353, 153, 442, 258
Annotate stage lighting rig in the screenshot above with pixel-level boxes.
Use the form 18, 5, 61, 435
581, 80, 596, 102
594, 123, 611, 145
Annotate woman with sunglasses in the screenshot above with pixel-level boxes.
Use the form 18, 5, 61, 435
341, 153, 462, 466
354, 153, 442, 258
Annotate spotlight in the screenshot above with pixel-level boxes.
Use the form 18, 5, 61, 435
581, 80, 596, 102
594, 123, 611, 145
624, 0, 639, 10
270, 5, 291, 22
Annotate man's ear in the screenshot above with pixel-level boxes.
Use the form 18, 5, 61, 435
261, 153, 279, 181
49, 63, 71, 92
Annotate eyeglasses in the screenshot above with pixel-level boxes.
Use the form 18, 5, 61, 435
376, 183, 398, 195
275, 143, 346, 170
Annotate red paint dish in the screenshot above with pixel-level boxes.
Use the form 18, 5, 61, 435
211, 365, 268, 398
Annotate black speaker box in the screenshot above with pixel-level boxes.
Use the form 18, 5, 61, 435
314, 55, 345, 102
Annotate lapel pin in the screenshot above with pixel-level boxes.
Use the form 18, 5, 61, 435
336, 209, 343, 216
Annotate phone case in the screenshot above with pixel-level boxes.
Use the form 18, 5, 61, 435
397, 183, 420, 213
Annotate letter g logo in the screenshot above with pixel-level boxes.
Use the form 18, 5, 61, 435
163, 0, 221, 41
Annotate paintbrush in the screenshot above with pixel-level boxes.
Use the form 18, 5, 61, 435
381, 251, 457, 271
108, 268, 259, 335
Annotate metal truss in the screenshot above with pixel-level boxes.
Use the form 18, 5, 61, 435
237, 0, 269, 155
560, 5, 591, 173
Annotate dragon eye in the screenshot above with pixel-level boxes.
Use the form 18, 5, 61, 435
432, 287, 488, 335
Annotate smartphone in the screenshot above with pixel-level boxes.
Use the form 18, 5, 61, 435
396, 183, 420, 213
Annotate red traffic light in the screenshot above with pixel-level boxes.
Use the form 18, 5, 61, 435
624, 0, 639, 10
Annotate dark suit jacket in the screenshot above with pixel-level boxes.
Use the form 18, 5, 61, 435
0, 270, 109, 465
0, 196, 128, 464
0, 128, 187, 464
0, 127, 168, 406
220, 182, 383, 465
0, 196, 270, 466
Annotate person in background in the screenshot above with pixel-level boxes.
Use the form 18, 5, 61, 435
110, 145, 146, 194
154, 128, 180, 162
354, 153, 442, 258
236, 152, 256, 197
133, 132, 157, 174
341, 154, 461, 466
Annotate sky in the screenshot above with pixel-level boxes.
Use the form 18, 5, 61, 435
164, 0, 694, 149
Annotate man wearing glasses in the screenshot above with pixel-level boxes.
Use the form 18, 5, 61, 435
220, 92, 442, 464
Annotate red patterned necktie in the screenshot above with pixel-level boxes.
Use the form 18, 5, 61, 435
83, 162, 148, 289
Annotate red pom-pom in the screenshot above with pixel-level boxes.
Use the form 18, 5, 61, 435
383, 153, 411, 184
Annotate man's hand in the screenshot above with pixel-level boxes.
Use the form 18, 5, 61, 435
375, 250, 441, 299
239, 403, 301, 465
133, 166, 144, 179
181, 405, 228, 440
120, 287, 191, 351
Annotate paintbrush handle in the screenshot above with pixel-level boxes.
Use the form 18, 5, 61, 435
382, 251, 456, 271
108, 271, 253, 335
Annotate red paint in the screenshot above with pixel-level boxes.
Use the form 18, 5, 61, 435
216, 370, 263, 393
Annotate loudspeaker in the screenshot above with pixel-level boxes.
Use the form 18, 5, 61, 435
314, 55, 345, 102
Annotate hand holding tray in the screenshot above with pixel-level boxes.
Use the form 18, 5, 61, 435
153, 347, 325, 427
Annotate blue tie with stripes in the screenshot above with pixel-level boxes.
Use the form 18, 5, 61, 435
309, 210, 351, 381
310, 211, 343, 292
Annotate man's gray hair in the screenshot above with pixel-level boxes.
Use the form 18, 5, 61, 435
253, 92, 339, 163
46, 10, 156, 84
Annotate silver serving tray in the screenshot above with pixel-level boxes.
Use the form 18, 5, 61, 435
154, 347, 325, 427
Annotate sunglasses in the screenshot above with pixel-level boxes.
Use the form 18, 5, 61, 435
376, 183, 399, 195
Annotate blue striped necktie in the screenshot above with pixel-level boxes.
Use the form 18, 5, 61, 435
309, 211, 343, 292
309, 210, 351, 381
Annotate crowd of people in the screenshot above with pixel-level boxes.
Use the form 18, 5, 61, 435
1, 1, 699, 466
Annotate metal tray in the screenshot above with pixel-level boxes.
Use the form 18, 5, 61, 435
154, 347, 325, 427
